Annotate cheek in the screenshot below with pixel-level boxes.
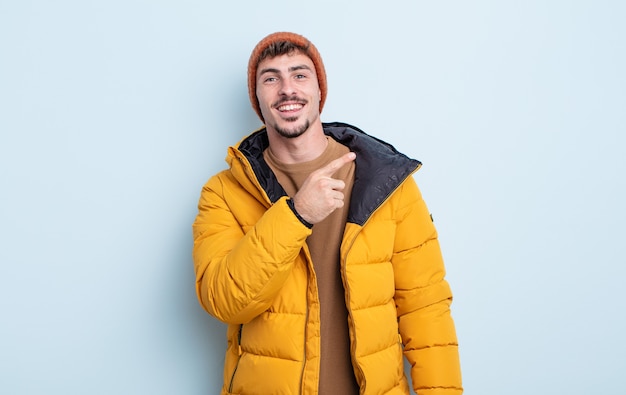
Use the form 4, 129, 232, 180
256, 90, 271, 108
256, 91, 275, 119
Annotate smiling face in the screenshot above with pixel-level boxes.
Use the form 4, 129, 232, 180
256, 51, 322, 139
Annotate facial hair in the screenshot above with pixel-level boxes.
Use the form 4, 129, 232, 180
272, 118, 311, 139
267, 95, 316, 138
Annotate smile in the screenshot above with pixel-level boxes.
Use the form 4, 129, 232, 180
277, 103, 304, 112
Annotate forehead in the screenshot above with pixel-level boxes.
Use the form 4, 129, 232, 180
256, 52, 316, 77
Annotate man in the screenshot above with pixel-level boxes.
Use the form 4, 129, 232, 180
192, 32, 462, 394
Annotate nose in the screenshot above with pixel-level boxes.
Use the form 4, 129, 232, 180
278, 78, 296, 96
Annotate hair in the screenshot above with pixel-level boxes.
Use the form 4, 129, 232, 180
255, 41, 310, 69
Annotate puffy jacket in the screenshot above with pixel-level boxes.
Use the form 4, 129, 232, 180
192, 122, 462, 395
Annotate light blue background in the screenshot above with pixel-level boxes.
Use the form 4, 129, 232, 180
1, 1, 625, 394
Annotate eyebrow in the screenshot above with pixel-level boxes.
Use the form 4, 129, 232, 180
258, 64, 313, 76
289, 64, 312, 72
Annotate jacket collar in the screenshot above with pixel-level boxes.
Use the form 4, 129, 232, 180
235, 122, 421, 226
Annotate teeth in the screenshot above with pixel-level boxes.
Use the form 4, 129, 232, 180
278, 104, 303, 111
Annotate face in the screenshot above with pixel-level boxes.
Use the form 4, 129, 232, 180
256, 52, 322, 139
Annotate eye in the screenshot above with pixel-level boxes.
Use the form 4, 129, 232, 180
295, 74, 306, 79
264, 76, 278, 83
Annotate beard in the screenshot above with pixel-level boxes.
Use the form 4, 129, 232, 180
271, 117, 311, 139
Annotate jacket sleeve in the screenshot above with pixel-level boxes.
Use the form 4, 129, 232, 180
392, 177, 463, 395
192, 173, 312, 324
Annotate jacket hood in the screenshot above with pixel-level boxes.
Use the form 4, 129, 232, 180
233, 122, 421, 226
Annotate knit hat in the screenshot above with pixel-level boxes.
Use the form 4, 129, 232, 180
247, 32, 327, 122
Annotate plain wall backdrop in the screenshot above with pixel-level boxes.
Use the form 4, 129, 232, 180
1, 1, 625, 394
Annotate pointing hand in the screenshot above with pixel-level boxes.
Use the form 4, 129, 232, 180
292, 152, 356, 225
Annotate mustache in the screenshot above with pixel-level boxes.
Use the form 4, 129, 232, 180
273, 96, 308, 108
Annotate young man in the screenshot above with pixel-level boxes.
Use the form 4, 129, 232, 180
192, 32, 463, 394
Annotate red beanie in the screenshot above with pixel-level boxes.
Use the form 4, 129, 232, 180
247, 32, 327, 122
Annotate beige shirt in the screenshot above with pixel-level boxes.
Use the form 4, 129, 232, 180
264, 137, 359, 394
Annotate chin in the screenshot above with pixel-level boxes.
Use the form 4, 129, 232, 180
273, 118, 311, 139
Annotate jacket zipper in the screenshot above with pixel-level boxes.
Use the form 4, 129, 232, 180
228, 324, 243, 393
299, 246, 313, 394
298, 298, 309, 394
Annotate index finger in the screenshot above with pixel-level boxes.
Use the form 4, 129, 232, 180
317, 152, 356, 177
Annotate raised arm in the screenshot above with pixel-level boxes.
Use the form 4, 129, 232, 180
192, 174, 312, 324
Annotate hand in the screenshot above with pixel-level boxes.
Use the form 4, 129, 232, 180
292, 152, 356, 225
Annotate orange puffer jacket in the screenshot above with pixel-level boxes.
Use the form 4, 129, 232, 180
193, 122, 462, 394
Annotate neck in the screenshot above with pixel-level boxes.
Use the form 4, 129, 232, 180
266, 120, 327, 164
